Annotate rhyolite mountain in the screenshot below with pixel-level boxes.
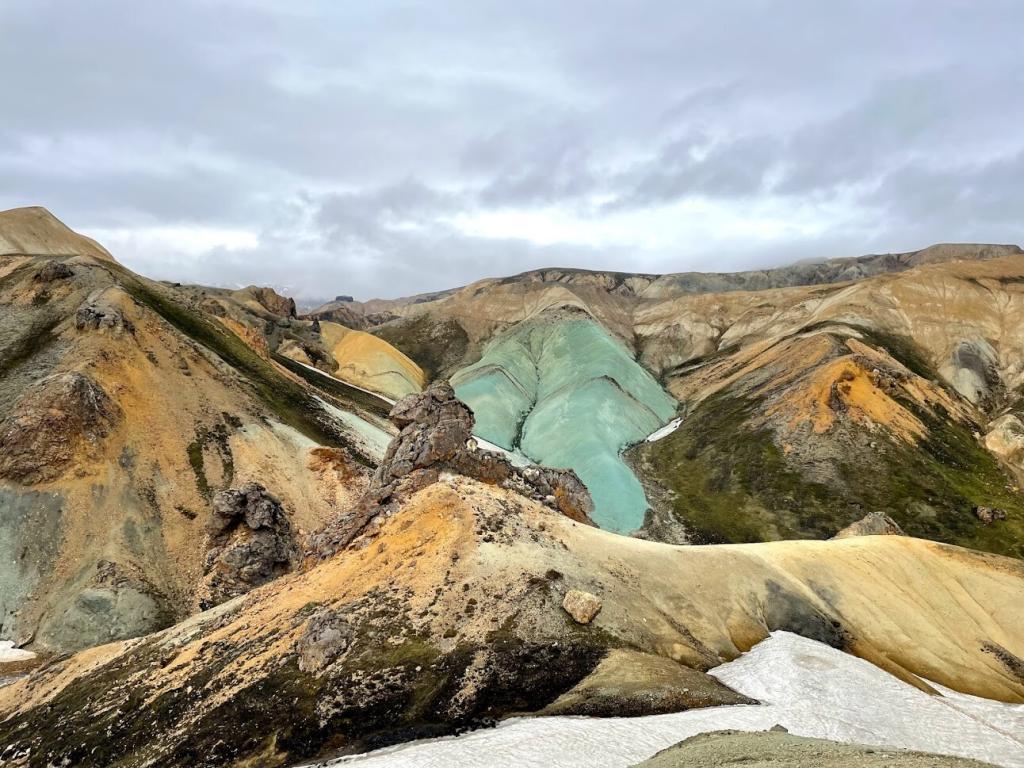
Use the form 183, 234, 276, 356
313, 241, 1024, 555
1, 207, 1024, 768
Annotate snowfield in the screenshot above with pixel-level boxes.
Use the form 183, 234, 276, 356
309, 632, 1024, 768
644, 417, 683, 443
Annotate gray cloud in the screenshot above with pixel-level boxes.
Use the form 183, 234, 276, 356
0, 1, 1022, 301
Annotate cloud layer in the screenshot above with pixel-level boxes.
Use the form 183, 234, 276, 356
2, 1, 1022, 300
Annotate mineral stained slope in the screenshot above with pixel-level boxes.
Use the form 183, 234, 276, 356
452, 313, 677, 530
0, 207, 385, 653
318, 320, 425, 400
1, 471, 1021, 767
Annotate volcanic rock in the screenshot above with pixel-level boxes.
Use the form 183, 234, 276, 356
308, 381, 593, 559
0, 372, 120, 484
975, 506, 1007, 525
297, 608, 354, 673
198, 483, 298, 609
33, 260, 74, 282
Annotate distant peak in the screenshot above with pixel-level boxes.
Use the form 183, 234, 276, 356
0, 205, 116, 263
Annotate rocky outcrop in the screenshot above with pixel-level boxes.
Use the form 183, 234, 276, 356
833, 512, 906, 538
198, 483, 298, 609
74, 299, 135, 335
239, 285, 297, 318
33, 260, 74, 282
308, 381, 593, 558
0, 372, 120, 484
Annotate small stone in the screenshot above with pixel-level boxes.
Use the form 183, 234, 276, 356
562, 589, 602, 624
974, 506, 1007, 525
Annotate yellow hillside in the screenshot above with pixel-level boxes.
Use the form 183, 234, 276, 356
320, 320, 425, 400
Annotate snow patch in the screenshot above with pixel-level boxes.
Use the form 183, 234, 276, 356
295, 360, 397, 405
316, 397, 392, 460
309, 632, 1024, 768
471, 436, 533, 468
645, 417, 682, 442
0, 641, 35, 663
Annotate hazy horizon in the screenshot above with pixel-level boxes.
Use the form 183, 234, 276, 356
2, 1, 1022, 301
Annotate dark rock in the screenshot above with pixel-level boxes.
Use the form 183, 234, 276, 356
335, 295, 355, 303
310, 318, 321, 334
75, 304, 135, 334
297, 608, 354, 673
0, 372, 120, 484
975, 506, 1007, 525
199, 483, 297, 609
33, 260, 74, 282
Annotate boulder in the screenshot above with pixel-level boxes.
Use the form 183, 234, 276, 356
297, 608, 354, 673
562, 589, 602, 624
33, 260, 74, 282
974, 506, 1007, 525
833, 512, 906, 538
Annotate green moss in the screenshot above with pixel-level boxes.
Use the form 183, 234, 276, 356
636, 391, 1024, 557
185, 420, 236, 500
186, 438, 209, 500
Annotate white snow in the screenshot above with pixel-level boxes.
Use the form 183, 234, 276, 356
315, 397, 393, 460
307, 632, 1024, 768
645, 417, 682, 443
294, 360, 396, 405
0, 641, 35, 663
471, 436, 533, 468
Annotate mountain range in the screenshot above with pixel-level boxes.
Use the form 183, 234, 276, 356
0, 206, 1022, 767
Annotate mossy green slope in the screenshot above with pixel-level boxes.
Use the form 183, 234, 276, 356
633, 389, 1024, 557
452, 313, 677, 531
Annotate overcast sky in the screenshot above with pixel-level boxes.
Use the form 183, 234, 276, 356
2, 1, 1022, 301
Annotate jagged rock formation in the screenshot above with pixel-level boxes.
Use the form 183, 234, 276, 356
308, 381, 593, 558
198, 483, 298, 609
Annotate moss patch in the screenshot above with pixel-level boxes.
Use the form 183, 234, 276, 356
634, 391, 1024, 557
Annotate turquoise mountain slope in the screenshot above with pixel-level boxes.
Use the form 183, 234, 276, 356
452, 313, 677, 531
